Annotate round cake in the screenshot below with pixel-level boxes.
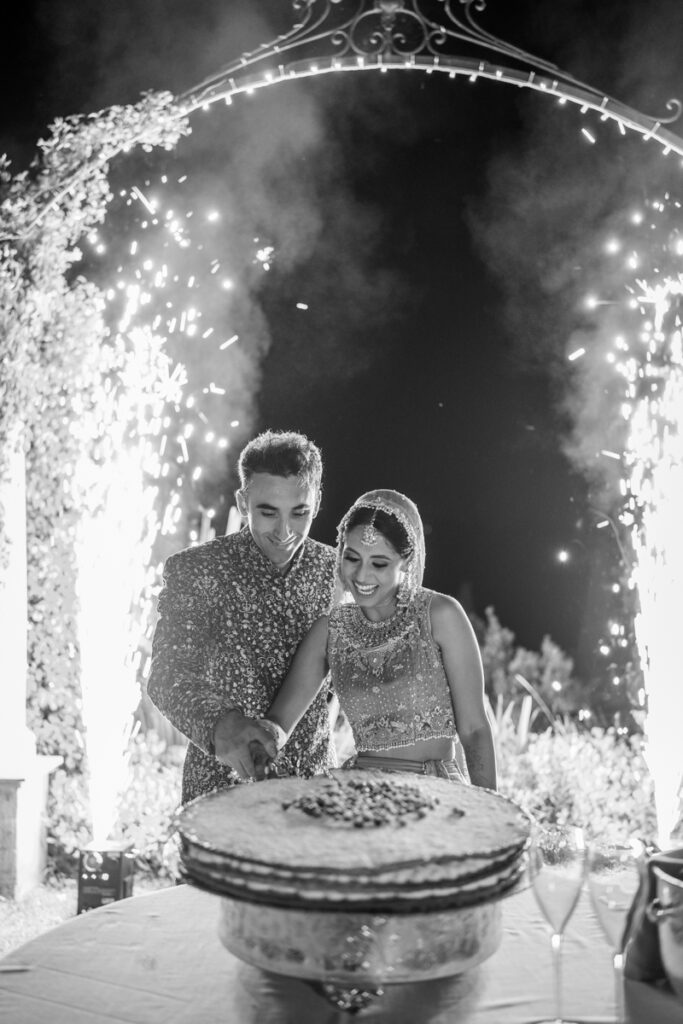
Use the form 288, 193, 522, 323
176, 769, 530, 912
176, 770, 531, 984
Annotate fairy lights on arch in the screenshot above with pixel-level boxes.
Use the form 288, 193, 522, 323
180, 0, 683, 159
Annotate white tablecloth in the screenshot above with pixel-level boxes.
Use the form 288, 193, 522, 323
0, 883, 681, 1023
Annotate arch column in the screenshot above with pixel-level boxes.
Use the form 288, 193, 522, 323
0, 429, 61, 897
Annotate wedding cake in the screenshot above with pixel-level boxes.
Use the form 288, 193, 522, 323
175, 770, 531, 983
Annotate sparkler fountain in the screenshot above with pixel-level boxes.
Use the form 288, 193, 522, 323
571, 199, 683, 846
72, 333, 175, 847
73, 171, 271, 850
70, 313, 181, 907
622, 273, 683, 846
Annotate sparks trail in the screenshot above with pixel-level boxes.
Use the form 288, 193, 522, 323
74, 163, 275, 841
570, 195, 683, 844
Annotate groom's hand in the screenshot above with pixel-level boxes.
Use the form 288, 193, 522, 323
213, 710, 277, 780
249, 739, 273, 781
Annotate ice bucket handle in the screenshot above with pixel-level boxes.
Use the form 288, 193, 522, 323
646, 897, 683, 923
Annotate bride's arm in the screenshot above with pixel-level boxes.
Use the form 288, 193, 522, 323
265, 615, 330, 741
430, 594, 497, 790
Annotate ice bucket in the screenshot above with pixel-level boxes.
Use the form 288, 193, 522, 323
647, 849, 683, 1003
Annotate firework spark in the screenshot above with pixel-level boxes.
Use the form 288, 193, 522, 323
621, 273, 683, 845
571, 197, 683, 844
74, 166, 273, 840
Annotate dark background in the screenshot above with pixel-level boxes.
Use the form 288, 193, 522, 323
3, 0, 683, 677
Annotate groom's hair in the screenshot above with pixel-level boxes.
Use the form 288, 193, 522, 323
238, 430, 323, 494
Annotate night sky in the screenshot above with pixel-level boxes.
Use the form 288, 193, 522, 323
4, 0, 683, 677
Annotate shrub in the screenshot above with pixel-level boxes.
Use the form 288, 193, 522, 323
115, 730, 185, 880
496, 716, 658, 843
47, 729, 185, 881
46, 768, 92, 876
478, 606, 635, 723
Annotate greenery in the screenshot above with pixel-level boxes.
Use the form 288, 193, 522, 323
479, 606, 580, 715
496, 713, 657, 843
481, 612, 661, 844
115, 732, 186, 880
0, 94, 189, 850
477, 605, 639, 725
47, 730, 186, 880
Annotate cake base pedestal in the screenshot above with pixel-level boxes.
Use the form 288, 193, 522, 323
310, 981, 384, 1015
218, 894, 503, 988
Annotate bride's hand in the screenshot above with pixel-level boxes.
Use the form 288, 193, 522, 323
256, 718, 289, 751
213, 710, 278, 780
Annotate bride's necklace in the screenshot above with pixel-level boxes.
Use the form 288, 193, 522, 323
340, 602, 413, 651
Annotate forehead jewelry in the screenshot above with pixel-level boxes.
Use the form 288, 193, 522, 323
360, 517, 379, 546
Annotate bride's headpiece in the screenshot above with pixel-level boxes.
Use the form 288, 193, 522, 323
336, 489, 426, 604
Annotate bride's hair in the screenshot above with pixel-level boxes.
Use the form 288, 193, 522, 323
343, 506, 413, 559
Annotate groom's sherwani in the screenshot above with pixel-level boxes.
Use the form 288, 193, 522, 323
148, 528, 336, 803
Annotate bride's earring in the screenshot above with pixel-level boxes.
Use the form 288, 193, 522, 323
396, 570, 410, 606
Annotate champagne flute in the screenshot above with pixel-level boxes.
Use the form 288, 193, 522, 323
587, 838, 642, 1024
531, 824, 587, 1024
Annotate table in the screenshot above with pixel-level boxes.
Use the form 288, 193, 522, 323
0, 884, 681, 1023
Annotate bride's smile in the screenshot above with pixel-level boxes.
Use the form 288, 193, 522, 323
340, 526, 407, 621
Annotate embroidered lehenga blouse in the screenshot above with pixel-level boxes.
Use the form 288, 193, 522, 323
327, 588, 465, 762
148, 528, 336, 803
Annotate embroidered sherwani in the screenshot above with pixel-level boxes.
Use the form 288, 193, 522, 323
148, 528, 336, 803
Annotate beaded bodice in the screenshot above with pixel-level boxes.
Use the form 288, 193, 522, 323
327, 588, 457, 752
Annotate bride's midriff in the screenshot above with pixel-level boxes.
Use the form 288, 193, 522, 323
362, 737, 456, 763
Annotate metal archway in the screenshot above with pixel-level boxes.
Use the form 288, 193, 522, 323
181, 0, 683, 157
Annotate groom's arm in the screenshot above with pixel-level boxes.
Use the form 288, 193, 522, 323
147, 551, 238, 756
213, 617, 330, 780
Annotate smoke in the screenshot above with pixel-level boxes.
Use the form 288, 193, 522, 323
608, 0, 683, 113
468, 0, 683, 503
12, 0, 412, 516
464, 0, 683, 686
29, 0, 286, 113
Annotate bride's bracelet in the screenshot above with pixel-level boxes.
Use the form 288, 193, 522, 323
257, 718, 288, 751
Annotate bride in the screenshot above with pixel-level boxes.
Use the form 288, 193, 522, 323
238, 489, 495, 789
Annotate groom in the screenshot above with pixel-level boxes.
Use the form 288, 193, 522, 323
147, 429, 339, 803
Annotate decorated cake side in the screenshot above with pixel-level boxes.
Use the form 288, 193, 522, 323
175, 771, 531, 984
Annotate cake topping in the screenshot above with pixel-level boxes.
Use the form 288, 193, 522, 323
176, 769, 530, 892
282, 775, 448, 828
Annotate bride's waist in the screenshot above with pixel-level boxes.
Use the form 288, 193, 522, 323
358, 738, 455, 762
